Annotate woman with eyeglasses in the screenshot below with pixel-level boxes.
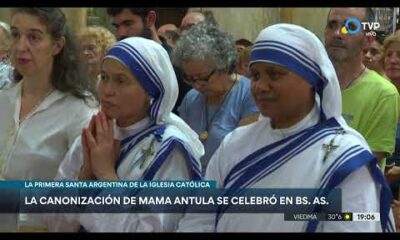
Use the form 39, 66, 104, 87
78, 26, 116, 94
172, 22, 259, 174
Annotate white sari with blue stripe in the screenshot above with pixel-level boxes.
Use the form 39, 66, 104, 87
177, 23, 394, 232
114, 117, 202, 181
46, 37, 204, 232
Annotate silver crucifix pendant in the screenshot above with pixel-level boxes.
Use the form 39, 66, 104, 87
139, 145, 154, 169
322, 141, 339, 163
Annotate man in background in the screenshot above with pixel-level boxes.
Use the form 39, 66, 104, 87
324, 8, 399, 170
180, 10, 217, 34
158, 23, 180, 47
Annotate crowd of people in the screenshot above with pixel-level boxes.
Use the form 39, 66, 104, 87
0, 7, 399, 232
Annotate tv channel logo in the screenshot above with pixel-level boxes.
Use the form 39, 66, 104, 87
340, 18, 380, 36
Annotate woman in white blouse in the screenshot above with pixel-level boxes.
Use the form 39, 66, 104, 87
0, 8, 97, 231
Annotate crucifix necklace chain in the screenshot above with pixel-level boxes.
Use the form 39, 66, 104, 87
199, 76, 238, 142
322, 128, 346, 163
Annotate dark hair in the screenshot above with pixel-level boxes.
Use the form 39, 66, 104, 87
375, 31, 386, 45
186, 10, 218, 27
364, 8, 375, 23
164, 30, 180, 43
202, 10, 218, 26
235, 38, 253, 47
327, 8, 374, 24
11, 8, 92, 100
106, 8, 156, 22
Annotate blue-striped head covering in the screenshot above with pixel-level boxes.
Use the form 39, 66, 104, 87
104, 37, 176, 123
250, 23, 342, 122
103, 37, 204, 160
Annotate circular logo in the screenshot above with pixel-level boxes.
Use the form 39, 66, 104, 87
344, 18, 361, 35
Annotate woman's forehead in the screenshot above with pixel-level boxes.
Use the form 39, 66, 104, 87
387, 42, 400, 51
11, 13, 45, 29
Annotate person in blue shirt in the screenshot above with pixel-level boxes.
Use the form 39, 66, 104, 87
172, 22, 259, 174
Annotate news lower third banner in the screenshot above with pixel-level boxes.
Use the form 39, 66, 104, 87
0, 180, 341, 214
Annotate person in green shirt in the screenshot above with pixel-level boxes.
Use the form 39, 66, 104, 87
324, 7, 399, 170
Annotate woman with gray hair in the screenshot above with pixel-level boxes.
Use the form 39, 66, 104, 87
0, 21, 14, 89
172, 22, 259, 174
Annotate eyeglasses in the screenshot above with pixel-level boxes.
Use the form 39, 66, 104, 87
183, 68, 216, 86
80, 44, 98, 52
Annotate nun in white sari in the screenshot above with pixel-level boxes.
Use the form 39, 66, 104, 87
177, 24, 395, 232
45, 37, 204, 232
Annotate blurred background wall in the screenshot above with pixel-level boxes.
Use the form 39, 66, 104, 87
0, 7, 397, 43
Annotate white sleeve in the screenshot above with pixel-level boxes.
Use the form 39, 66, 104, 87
66, 105, 96, 148
319, 166, 382, 232
177, 139, 226, 232
79, 147, 193, 232
43, 137, 83, 232
56, 136, 84, 180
